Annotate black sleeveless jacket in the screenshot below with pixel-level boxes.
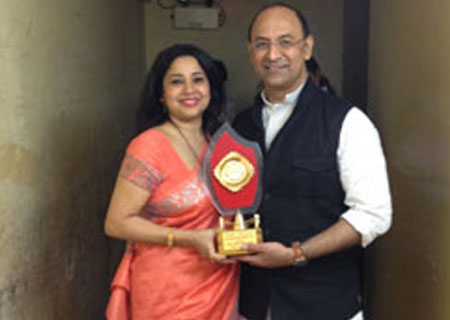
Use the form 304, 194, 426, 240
233, 80, 362, 320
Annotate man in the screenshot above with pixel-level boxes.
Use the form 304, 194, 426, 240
233, 3, 392, 320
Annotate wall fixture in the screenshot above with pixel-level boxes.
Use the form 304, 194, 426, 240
173, 6, 220, 29
156, 0, 225, 29
158, 0, 213, 9
178, 0, 192, 6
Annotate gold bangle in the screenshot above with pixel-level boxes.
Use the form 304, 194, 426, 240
167, 228, 175, 248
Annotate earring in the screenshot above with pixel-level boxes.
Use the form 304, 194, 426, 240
159, 98, 164, 104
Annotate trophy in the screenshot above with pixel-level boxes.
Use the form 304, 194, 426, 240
203, 123, 263, 256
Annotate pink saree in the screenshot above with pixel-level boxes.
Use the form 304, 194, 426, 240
106, 129, 240, 320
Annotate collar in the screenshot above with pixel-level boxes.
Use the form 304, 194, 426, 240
251, 78, 315, 130
260, 80, 306, 110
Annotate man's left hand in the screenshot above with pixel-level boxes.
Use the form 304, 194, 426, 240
233, 242, 294, 268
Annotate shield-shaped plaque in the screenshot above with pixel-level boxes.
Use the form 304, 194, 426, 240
203, 122, 264, 255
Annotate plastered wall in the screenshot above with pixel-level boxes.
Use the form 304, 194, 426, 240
367, 1, 450, 319
0, 0, 145, 318
144, 0, 343, 115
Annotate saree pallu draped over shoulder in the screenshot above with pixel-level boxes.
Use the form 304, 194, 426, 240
106, 129, 240, 320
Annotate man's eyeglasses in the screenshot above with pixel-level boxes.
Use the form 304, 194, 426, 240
251, 38, 304, 52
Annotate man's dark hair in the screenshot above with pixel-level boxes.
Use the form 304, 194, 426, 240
247, 2, 311, 42
306, 57, 321, 74
137, 44, 227, 135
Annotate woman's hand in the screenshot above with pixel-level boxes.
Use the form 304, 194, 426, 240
189, 229, 232, 264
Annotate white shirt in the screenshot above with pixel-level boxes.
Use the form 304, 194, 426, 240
262, 83, 305, 150
260, 87, 392, 320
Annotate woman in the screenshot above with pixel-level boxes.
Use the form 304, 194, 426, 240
105, 44, 239, 320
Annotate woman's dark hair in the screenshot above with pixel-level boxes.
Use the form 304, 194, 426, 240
137, 44, 227, 135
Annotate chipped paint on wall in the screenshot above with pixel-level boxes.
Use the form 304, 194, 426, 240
0, 0, 145, 319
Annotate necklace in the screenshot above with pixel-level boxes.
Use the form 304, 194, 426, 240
169, 120, 204, 162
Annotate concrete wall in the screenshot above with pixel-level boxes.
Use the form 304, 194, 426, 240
367, 1, 450, 319
0, 0, 145, 319
144, 0, 344, 115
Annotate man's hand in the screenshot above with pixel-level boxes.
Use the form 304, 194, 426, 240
234, 242, 294, 268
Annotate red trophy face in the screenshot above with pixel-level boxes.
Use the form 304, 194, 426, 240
203, 123, 262, 216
